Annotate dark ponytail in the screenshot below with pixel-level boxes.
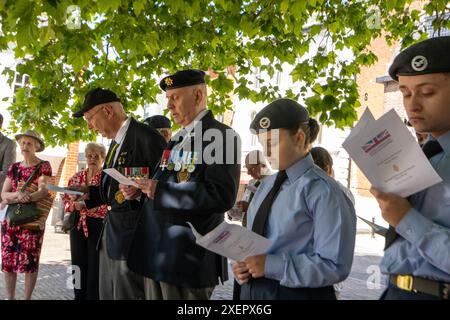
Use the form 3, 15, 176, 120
287, 118, 320, 149
307, 118, 320, 145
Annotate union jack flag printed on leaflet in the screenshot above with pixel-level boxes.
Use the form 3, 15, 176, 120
361, 129, 391, 153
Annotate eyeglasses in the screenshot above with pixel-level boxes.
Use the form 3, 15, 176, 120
86, 154, 101, 160
84, 106, 104, 123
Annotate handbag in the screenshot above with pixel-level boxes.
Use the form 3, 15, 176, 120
61, 211, 80, 233
6, 162, 44, 227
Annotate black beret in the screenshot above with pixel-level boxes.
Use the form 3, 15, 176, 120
159, 69, 206, 91
73, 88, 121, 118
144, 115, 171, 129
389, 36, 450, 81
250, 98, 309, 133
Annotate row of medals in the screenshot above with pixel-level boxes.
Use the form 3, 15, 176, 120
162, 151, 196, 183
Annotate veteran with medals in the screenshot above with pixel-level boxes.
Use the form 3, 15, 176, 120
71, 88, 166, 300
123, 69, 241, 300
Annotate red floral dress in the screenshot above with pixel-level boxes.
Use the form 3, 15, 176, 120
63, 170, 107, 237
1, 161, 52, 273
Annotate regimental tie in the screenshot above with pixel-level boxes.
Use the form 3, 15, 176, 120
384, 139, 444, 250
252, 170, 288, 236
106, 140, 119, 168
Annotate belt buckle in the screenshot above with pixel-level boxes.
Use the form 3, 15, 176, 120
397, 275, 413, 291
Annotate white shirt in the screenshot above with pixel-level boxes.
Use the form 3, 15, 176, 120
171, 109, 209, 152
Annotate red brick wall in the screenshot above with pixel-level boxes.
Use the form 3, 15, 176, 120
59, 142, 80, 187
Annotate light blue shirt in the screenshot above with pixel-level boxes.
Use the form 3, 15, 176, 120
247, 154, 356, 288
380, 131, 450, 282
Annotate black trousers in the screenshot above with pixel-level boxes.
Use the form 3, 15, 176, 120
69, 216, 104, 300
380, 285, 440, 300
233, 280, 241, 300
240, 277, 336, 300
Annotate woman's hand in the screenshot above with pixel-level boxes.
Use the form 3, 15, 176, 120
16, 191, 32, 203
66, 185, 90, 201
244, 255, 267, 279
74, 201, 86, 211
232, 261, 252, 285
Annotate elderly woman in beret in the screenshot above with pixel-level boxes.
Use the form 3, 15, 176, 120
1, 130, 52, 300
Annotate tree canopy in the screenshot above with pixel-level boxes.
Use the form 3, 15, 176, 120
0, 0, 448, 146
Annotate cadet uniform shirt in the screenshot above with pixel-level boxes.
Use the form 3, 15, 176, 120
246, 154, 357, 288
380, 131, 450, 282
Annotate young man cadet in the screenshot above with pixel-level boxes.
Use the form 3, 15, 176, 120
371, 36, 450, 300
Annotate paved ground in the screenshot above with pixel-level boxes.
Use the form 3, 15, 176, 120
0, 221, 386, 300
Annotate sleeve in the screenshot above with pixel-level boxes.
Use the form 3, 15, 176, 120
264, 180, 357, 288
40, 161, 52, 177
1, 141, 16, 174
395, 208, 450, 274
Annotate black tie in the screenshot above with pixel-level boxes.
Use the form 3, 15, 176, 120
384, 140, 443, 250
252, 170, 287, 236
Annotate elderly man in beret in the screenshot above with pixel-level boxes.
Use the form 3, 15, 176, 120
144, 115, 172, 143
71, 88, 166, 300
370, 36, 450, 300
122, 69, 241, 300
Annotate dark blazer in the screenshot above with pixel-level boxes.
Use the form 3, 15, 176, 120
86, 118, 166, 260
127, 111, 241, 288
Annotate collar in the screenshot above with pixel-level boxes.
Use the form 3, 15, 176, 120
113, 117, 131, 145
285, 153, 314, 183
183, 109, 209, 134
434, 130, 450, 156
171, 109, 209, 143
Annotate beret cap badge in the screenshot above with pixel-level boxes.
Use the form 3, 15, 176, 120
165, 77, 173, 86
259, 117, 271, 129
411, 55, 428, 72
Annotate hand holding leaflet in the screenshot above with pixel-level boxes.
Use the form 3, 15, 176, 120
187, 221, 272, 262
103, 168, 138, 187
343, 109, 442, 197
46, 184, 84, 195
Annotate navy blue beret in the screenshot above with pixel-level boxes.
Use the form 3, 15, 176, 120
144, 115, 171, 129
250, 98, 309, 132
389, 36, 450, 81
159, 69, 206, 91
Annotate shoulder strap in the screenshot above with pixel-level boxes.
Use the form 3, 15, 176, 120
20, 161, 45, 192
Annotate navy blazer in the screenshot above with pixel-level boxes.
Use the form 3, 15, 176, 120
86, 118, 166, 260
127, 111, 241, 288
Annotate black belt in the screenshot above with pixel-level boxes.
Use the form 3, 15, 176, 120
389, 275, 450, 299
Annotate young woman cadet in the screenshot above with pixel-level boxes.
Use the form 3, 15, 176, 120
233, 98, 356, 300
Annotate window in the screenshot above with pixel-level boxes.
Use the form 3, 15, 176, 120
250, 111, 258, 147
12, 72, 30, 103
424, 14, 450, 37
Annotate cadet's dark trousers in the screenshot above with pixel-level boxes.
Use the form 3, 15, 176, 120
380, 285, 440, 300
233, 280, 241, 300
69, 216, 103, 300
240, 278, 336, 300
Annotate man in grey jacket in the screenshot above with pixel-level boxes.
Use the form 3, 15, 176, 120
0, 113, 16, 195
